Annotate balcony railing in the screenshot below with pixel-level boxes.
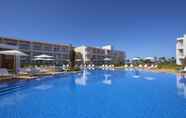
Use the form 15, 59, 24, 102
176, 44, 184, 49
178, 54, 185, 59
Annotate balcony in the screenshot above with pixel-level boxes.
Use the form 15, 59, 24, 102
177, 54, 185, 59
0, 44, 18, 50
176, 43, 184, 49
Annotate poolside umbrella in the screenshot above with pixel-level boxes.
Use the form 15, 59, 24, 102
132, 57, 140, 65
104, 58, 111, 65
0, 50, 28, 73
0, 50, 28, 56
33, 58, 55, 65
33, 58, 55, 61
34, 54, 53, 58
132, 57, 140, 61
144, 57, 155, 62
104, 58, 111, 61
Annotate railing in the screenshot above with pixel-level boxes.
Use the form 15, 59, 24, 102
177, 44, 184, 49
178, 54, 185, 59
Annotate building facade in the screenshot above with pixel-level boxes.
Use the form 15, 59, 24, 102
0, 37, 126, 69
0, 37, 73, 68
75, 45, 125, 65
176, 34, 186, 65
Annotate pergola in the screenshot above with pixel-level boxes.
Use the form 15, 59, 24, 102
0, 50, 28, 72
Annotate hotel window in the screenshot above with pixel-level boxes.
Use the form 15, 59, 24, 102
33, 43, 42, 50
0, 38, 3, 43
44, 46, 50, 51
5, 39, 17, 46
92, 55, 96, 59
93, 49, 96, 53
33, 52, 42, 56
19, 44, 31, 50
63, 54, 68, 58
54, 47, 60, 51
60, 47, 65, 52
86, 48, 90, 52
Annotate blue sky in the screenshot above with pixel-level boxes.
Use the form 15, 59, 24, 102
0, 0, 186, 58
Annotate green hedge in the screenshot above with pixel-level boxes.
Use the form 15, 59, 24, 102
66, 67, 81, 72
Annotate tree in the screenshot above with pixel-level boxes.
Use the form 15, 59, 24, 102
170, 57, 176, 64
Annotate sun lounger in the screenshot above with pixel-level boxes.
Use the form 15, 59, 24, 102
17, 68, 30, 75
144, 64, 148, 68
130, 64, 134, 68
154, 65, 158, 68
124, 64, 128, 68
138, 64, 143, 68
147, 65, 154, 69
0, 68, 12, 76
0, 68, 13, 80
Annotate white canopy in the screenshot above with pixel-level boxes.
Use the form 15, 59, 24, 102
34, 54, 53, 58
104, 58, 111, 61
33, 58, 55, 61
132, 57, 140, 61
0, 50, 28, 73
0, 50, 28, 56
144, 57, 154, 61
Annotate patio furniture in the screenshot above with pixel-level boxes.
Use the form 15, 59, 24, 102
0, 50, 28, 74
0, 68, 13, 80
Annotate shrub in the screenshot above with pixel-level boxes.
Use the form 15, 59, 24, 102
67, 67, 81, 72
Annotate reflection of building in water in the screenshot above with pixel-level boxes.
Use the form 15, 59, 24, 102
132, 69, 140, 78
75, 69, 88, 86
176, 75, 186, 98
102, 74, 112, 85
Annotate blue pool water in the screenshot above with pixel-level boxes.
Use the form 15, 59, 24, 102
0, 69, 186, 118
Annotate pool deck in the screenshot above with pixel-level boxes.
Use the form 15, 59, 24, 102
0, 67, 181, 84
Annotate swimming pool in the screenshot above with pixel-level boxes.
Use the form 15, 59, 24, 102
0, 69, 186, 118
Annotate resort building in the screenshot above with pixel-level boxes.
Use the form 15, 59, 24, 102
75, 45, 125, 65
176, 34, 186, 65
0, 37, 73, 69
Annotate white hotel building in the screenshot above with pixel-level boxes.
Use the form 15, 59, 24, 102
75, 45, 125, 65
176, 34, 186, 65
